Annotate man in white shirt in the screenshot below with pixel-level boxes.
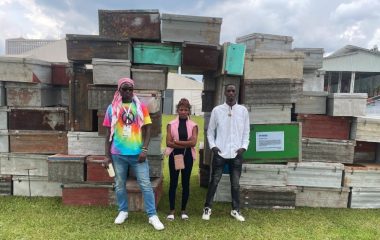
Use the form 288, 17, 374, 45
202, 84, 250, 222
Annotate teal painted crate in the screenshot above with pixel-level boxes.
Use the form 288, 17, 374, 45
133, 42, 181, 66
221, 43, 245, 76
243, 123, 301, 163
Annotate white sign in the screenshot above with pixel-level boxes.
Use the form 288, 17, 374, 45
256, 131, 284, 152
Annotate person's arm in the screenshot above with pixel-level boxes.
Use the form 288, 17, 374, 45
166, 124, 185, 149
104, 127, 112, 165
174, 126, 198, 147
236, 108, 250, 155
207, 109, 220, 154
139, 123, 151, 162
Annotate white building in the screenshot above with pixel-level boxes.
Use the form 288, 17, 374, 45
5, 38, 58, 55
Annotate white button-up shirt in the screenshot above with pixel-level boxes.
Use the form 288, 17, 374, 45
207, 103, 250, 159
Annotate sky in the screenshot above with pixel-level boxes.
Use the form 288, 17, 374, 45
0, 0, 380, 56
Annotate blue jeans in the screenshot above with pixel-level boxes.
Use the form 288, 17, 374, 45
112, 155, 156, 217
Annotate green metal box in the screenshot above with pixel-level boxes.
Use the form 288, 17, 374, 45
133, 42, 181, 66
221, 43, 246, 76
244, 123, 301, 163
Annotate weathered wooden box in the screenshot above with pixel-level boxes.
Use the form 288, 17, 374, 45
68, 131, 105, 155
303, 69, 325, 92
9, 130, 67, 154
0, 130, 8, 153
240, 185, 297, 209
349, 187, 380, 209
294, 48, 324, 69
0, 153, 48, 176
66, 34, 131, 61
92, 58, 131, 85
12, 175, 62, 197
287, 162, 344, 188
296, 187, 349, 208
295, 91, 328, 114
88, 85, 162, 113
244, 51, 304, 80
125, 177, 163, 211
0, 107, 8, 130
147, 136, 162, 156
52, 63, 72, 86
297, 114, 351, 140
98, 9, 160, 41
344, 164, 380, 188
0, 57, 51, 84
354, 141, 378, 163
236, 33, 293, 53
240, 164, 288, 186
0, 175, 12, 195
9, 107, 68, 131
47, 154, 86, 182
245, 104, 292, 124
181, 43, 220, 74
5, 82, 60, 107
133, 42, 181, 66
86, 155, 114, 183
131, 66, 167, 90
351, 116, 380, 143
129, 155, 163, 178
302, 138, 355, 164
327, 93, 367, 117
244, 123, 301, 163
243, 79, 303, 105
62, 183, 115, 206
161, 13, 222, 45
221, 43, 246, 76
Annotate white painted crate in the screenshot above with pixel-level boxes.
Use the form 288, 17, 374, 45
295, 91, 328, 114
351, 116, 380, 143
0, 153, 48, 176
12, 175, 62, 197
327, 93, 367, 117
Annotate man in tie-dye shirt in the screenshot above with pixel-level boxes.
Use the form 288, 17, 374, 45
103, 77, 164, 231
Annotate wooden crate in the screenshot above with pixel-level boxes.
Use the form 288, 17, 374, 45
294, 48, 324, 69
349, 187, 380, 209
9, 107, 68, 131
133, 42, 181, 66
243, 79, 303, 105
0, 175, 12, 195
86, 155, 114, 183
47, 154, 86, 182
295, 91, 328, 114
302, 138, 355, 164
297, 114, 351, 140
236, 33, 293, 53
0, 130, 8, 153
244, 51, 304, 80
287, 162, 344, 188
181, 43, 220, 74
296, 187, 349, 208
344, 164, 380, 188
68, 131, 105, 155
0, 82, 5, 106
131, 65, 167, 90
12, 175, 62, 197
351, 116, 380, 143
92, 58, 131, 85
354, 141, 378, 163
303, 69, 325, 92
240, 186, 297, 209
98, 9, 160, 41
125, 177, 163, 211
0, 107, 8, 130
327, 93, 367, 117
220, 43, 246, 76
9, 130, 67, 154
62, 183, 115, 206
161, 13, 222, 45
51, 63, 72, 86
66, 34, 131, 61
0, 153, 48, 176
147, 136, 162, 156
0, 57, 51, 84
128, 155, 163, 178
240, 164, 288, 186
245, 104, 292, 124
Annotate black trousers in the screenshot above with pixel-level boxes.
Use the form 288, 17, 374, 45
168, 149, 193, 211
204, 153, 243, 211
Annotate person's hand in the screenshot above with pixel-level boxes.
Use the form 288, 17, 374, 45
212, 147, 221, 155
138, 151, 147, 163
236, 148, 246, 156
103, 155, 112, 167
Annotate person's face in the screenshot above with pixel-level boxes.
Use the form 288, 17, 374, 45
177, 105, 190, 119
119, 83, 134, 101
224, 85, 236, 102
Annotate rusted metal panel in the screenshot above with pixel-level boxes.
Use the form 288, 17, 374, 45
66, 34, 131, 62
181, 43, 220, 74
350, 187, 380, 209
296, 187, 349, 208
0, 57, 51, 84
67, 131, 105, 155
240, 185, 297, 209
9, 107, 68, 131
0, 153, 48, 176
161, 13, 222, 45
236, 33, 293, 53
351, 116, 380, 143
294, 48, 324, 69
98, 9, 160, 41
131, 65, 168, 90
354, 141, 377, 163
327, 93, 367, 117
295, 91, 328, 114
92, 58, 131, 85
344, 164, 380, 188
0, 175, 12, 196
302, 138, 355, 164
9, 130, 68, 154
85, 155, 114, 183
51, 63, 73, 86
48, 154, 86, 183
12, 176, 62, 197
125, 177, 163, 211
297, 114, 351, 140
62, 183, 115, 206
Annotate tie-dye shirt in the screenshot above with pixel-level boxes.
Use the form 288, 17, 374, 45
103, 101, 152, 155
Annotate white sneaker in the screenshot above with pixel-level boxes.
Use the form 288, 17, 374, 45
230, 210, 245, 222
114, 211, 128, 224
149, 215, 165, 231
202, 207, 211, 220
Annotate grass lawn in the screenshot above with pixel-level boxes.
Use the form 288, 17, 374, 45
1, 115, 380, 239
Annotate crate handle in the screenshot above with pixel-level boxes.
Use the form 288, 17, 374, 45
293, 163, 298, 171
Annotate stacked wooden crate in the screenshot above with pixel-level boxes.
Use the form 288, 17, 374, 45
0, 57, 69, 197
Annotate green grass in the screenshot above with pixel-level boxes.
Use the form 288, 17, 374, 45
1, 115, 380, 239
